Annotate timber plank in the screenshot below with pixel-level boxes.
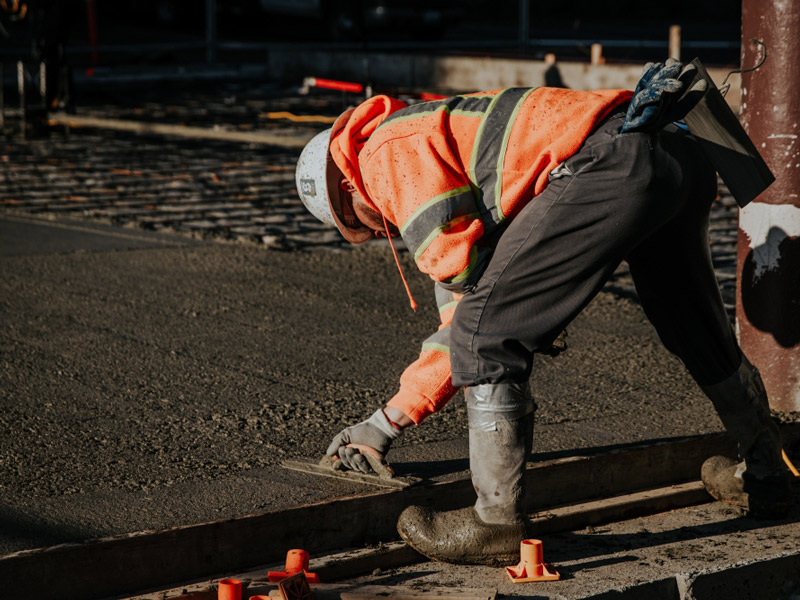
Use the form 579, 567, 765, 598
47, 113, 315, 149
339, 589, 496, 600
262, 585, 497, 600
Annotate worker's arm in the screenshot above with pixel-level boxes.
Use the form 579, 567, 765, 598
385, 283, 461, 423
326, 284, 462, 472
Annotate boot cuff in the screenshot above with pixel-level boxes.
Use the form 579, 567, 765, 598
467, 382, 535, 431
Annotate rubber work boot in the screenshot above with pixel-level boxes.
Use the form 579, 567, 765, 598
700, 356, 793, 518
397, 382, 534, 566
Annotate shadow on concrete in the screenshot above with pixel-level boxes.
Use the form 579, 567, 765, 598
0, 507, 91, 556
550, 504, 800, 567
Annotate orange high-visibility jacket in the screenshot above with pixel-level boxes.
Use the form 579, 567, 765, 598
330, 87, 633, 424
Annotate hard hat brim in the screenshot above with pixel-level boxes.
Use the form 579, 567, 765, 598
325, 112, 374, 244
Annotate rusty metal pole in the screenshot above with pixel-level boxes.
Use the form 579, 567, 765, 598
737, 0, 800, 411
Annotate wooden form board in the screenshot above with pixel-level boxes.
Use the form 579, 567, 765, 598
47, 113, 315, 149
3, 424, 798, 600
268, 585, 497, 600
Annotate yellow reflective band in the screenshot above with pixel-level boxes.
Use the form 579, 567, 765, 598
401, 185, 473, 237
438, 300, 459, 314
443, 246, 479, 284
413, 214, 479, 262
421, 343, 450, 354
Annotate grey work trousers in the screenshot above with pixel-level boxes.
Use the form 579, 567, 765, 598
450, 114, 741, 389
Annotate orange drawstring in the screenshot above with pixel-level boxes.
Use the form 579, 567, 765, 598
382, 214, 417, 311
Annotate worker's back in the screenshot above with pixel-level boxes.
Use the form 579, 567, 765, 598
330, 87, 631, 287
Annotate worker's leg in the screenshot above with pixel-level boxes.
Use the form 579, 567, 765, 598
400, 116, 697, 566
625, 131, 792, 517
623, 129, 739, 384
450, 115, 687, 386
397, 382, 534, 565
699, 357, 792, 518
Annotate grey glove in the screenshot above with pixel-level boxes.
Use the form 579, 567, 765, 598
621, 58, 707, 134
326, 408, 403, 474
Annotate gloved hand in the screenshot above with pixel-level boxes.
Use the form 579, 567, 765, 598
621, 59, 708, 134
326, 408, 404, 474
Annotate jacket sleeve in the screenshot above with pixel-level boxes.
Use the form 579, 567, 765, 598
360, 132, 486, 292
386, 283, 462, 424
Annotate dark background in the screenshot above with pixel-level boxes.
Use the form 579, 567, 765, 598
1, 0, 743, 69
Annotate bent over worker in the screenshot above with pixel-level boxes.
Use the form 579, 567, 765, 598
294, 60, 794, 566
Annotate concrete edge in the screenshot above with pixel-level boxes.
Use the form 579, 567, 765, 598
585, 551, 800, 599
681, 551, 800, 600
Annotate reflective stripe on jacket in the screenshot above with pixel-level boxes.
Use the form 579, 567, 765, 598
330, 87, 633, 423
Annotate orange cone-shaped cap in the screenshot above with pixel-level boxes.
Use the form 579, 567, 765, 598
268, 549, 321, 584
285, 549, 310, 574
506, 539, 560, 583
218, 578, 242, 600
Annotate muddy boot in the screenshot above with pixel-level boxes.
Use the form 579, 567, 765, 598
702, 456, 791, 518
397, 382, 534, 566
700, 356, 793, 518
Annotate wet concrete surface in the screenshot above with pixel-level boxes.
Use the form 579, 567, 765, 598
0, 212, 725, 556
0, 82, 792, 591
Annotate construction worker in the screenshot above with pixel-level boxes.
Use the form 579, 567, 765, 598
295, 60, 794, 566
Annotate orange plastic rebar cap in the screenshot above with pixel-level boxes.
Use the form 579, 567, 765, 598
218, 578, 242, 600
267, 549, 321, 584
506, 539, 560, 583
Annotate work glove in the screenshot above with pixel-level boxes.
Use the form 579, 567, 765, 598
325, 408, 404, 474
621, 58, 707, 134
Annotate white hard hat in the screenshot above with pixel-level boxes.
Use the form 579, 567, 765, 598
295, 125, 372, 244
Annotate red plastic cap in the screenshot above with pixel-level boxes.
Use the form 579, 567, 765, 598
268, 549, 320, 584
218, 578, 242, 600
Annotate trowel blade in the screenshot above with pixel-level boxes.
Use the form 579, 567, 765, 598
282, 457, 420, 489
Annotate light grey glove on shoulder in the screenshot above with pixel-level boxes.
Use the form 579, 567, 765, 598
326, 408, 404, 473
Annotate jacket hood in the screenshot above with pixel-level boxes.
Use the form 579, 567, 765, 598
329, 95, 408, 210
